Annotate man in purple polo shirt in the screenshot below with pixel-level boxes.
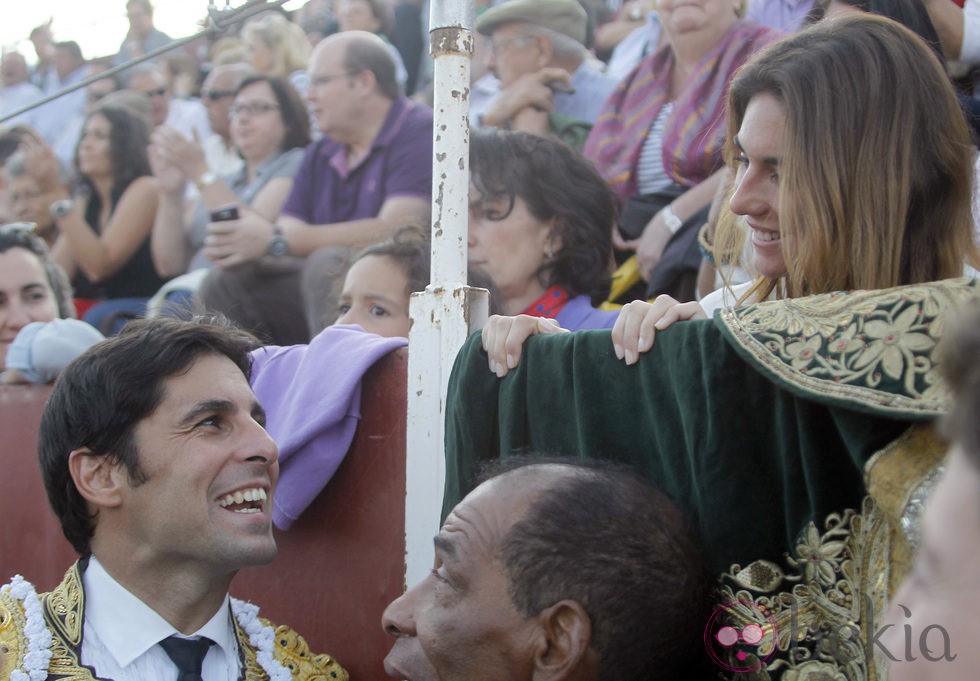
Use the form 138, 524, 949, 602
198, 31, 433, 344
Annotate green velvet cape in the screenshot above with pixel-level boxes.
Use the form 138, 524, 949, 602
443, 279, 976, 680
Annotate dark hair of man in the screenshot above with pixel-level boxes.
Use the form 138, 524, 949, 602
75, 106, 152, 220
236, 75, 312, 151
939, 298, 980, 464
0, 229, 74, 318
469, 128, 617, 306
38, 317, 261, 556
342, 35, 400, 100
489, 458, 714, 680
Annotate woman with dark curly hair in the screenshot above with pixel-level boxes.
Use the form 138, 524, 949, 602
26, 105, 166, 334
469, 128, 618, 333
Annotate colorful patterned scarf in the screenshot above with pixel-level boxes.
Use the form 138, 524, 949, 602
584, 21, 782, 201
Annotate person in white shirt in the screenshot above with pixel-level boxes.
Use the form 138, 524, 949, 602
199, 63, 253, 177
0, 52, 44, 129
0, 317, 348, 681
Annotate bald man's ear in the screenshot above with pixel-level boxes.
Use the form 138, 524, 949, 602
69, 447, 126, 509
532, 599, 595, 681
352, 68, 378, 95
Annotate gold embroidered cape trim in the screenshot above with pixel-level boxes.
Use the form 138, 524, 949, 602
712, 424, 946, 680
0, 562, 348, 681
717, 278, 978, 417
716, 496, 891, 681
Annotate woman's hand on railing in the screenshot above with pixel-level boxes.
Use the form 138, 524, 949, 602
481, 314, 567, 378
611, 295, 706, 364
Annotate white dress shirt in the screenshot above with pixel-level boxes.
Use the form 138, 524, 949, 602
80, 556, 241, 681
0, 81, 44, 128
203, 134, 245, 178
165, 98, 213, 146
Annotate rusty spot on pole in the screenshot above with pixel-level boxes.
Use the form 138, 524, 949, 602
430, 27, 473, 58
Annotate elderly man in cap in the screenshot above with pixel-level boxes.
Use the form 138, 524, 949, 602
475, 0, 618, 148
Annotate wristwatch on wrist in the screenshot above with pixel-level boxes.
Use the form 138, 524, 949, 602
267, 224, 289, 257
49, 198, 74, 219
196, 170, 218, 189
662, 204, 683, 235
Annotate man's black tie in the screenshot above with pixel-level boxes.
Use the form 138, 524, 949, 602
158, 635, 214, 681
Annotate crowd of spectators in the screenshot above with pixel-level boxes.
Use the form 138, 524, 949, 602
1, 0, 977, 355
1, 1, 979, 680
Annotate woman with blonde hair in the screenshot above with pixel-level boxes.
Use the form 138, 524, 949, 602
607, 12, 976, 361
241, 13, 313, 95
484, 15, 978, 369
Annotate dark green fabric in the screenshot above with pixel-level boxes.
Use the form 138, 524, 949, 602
443, 320, 912, 575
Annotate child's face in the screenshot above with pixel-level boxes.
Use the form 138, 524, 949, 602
335, 254, 412, 338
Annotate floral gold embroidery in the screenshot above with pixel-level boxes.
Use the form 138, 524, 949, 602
719, 278, 978, 416
1, 590, 28, 681
716, 496, 892, 681
269, 625, 347, 681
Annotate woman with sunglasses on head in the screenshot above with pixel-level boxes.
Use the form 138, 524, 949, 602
149, 75, 310, 292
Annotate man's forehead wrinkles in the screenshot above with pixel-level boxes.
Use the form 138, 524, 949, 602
441, 505, 499, 554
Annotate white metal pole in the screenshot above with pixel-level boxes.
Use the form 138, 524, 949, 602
404, 0, 489, 588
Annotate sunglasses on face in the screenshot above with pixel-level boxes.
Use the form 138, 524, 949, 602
202, 88, 236, 102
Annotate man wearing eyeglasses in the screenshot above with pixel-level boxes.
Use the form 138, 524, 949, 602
127, 63, 211, 144
473, 0, 618, 148
198, 31, 433, 345
200, 64, 253, 177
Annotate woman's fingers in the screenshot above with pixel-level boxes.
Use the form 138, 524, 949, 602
653, 301, 708, 330
482, 315, 564, 378
612, 296, 700, 364
612, 301, 647, 364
